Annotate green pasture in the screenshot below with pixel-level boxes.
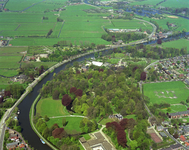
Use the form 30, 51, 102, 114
0, 56, 22, 69
162, 39, 189, 53
161, 104, 187, 113
107, 58, 120, 64
141, 15, 189, 32
0, 47, 28, 55
160, 0, 189, 8
21, 62, 57, 68
143, 81, 189, 104
46, 117, 83, 132
105, 19, 153, 31
5, 0, 43, 11
0, 69, 18, 77
0, 77, 11, 89
130, 0, 163, 6
36, 97, 69, 117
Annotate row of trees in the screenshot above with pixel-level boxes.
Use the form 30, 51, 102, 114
101, 31, 146, 43
125, 44, 187, 59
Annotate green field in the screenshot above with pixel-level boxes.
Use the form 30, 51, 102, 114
0, 47, 27, 77
36, 97, 69, 117
46, 117, 83, 132
105, 19, 153, 32
143, 81, 189, 104
161, 104, 187, 113
162, 39, 189, 53
130, 0, 189, 8
160, 0, 189, 8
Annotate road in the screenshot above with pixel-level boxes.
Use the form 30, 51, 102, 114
0, 108, 12, 150
164, 128, 188, 150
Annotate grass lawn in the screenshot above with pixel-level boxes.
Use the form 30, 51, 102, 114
82, 134, 91, 140
124, 114, 136, 120
130, 0, 163, 6
46, 117, 83, 132
107, 58, 120, 64
36, 97, 69, 117
143, 81, 189, 104
162, 39, 189, 53
161, 104, 187, 113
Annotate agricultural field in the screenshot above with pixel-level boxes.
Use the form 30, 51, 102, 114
162, 39, 189, 53
130, 0, 163, 6
0, 47, 27, 77
143, 81, 189, 104
1, 0, 155, 46
160, 0, 189, 8
105, 19, 153, 32
130, 0, 189, 8
36, 97, 69, 117
141, 14, 189, 32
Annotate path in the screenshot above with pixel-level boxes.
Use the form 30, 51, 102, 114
49, 115, 87, 119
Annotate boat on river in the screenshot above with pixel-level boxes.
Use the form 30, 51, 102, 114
40, 139, 45, 144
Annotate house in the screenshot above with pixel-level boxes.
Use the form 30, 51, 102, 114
81, 66, 89, 72
114, 114, 123, 120
159, 132, 167, 138
183, 126, 189, 134
92, 61, 103, 67
180, 135, 186, 142
169, 110, 189, 119
157, 125, 163, 131
6, 142, 19, 149
169, 143, 183, 150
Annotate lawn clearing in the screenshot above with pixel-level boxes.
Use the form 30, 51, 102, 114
0, 56, 22, 69
161, 104, 187, 113
36, 97, 69, 117
143, 81, 189, 104
162, 39, 189, 53
46, 117, 83, 132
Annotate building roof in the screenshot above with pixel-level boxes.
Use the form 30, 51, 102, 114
159, 132, 167, 137
6, 141, 19, 147
170, 143, 182, 149
170, 110, 189, 116
161, 147, 172, 150
180, 135, 186, 141
92, 61, 103, 67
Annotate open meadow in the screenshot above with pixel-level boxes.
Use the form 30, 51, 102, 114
143, 81, 189, 104
130, 0, 189, 8
0, 0, 155, 46
36, 97, 69, 117
162, 39, 189, 53
161, 104, 187, 113
0, 47, 27, 77
46, 117, 83, 132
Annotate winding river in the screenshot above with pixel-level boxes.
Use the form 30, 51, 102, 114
17, 52, 100, 149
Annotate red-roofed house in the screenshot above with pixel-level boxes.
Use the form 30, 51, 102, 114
185, 142, 189, 147
180, 135, 186, 141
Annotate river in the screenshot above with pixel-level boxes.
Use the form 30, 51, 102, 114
17, 52, 101, 149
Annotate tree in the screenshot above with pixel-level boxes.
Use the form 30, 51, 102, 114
74, 89, 83, 97
186, 96, 189, 103
52, 128, 67, 139
129, 140, 138, 150
62, 94, 72, 106
167, 107, 171, 112
62, 118, 67, 126
94, 52, 98, 58
173, 132, 179, 139
140, 72, 146, 81
157, 38, 162, 45
46, 29, 53, 38
53, 90, 60, 100
44, 115, 50, 122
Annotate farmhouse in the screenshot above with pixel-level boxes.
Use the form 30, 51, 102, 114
169, 110, 189, 119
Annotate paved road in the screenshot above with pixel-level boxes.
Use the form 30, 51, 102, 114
164, 128, 188, 150
0, 108, 12, 150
